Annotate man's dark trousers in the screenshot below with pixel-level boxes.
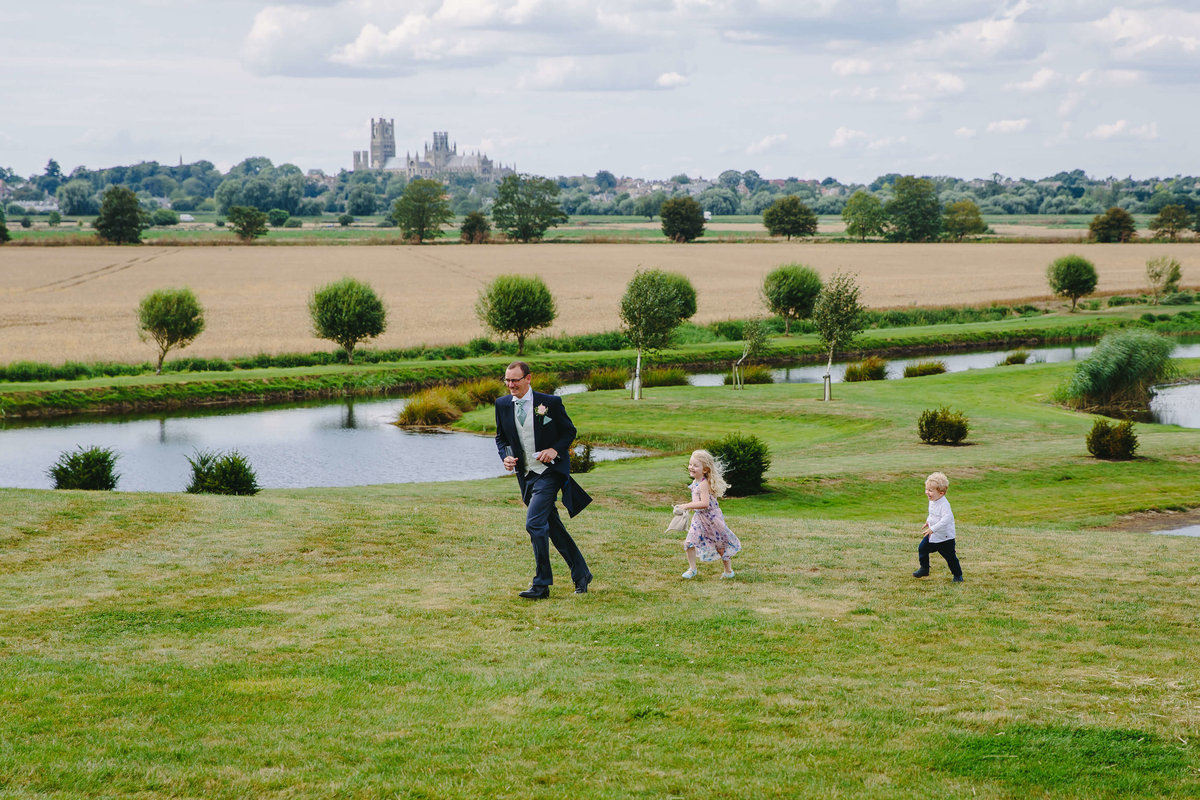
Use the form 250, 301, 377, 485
525, 469, 589, 588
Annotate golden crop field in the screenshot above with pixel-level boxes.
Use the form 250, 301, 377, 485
2, 242, 1197, 364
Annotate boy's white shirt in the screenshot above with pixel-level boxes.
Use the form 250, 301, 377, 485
926, 495, 956, 543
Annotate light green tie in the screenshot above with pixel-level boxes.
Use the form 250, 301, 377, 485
517, 400, 527, 426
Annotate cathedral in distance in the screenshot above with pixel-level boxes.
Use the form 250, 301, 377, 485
352, 119, 514, 182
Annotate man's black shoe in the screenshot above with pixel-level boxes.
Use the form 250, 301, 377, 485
519, 586, 550, 599
912, 568, 930, 578
574, 574, 593, 594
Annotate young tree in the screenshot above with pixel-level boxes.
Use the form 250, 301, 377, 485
137, 287, 205, 374
659, 196, 705, 242
942, 199, 987, 241
731, 318, 771, 389
619, 269, 696, 399
1047, 254, 1098, 310
1149, 204, 1191, 241
94, 186, 148, 244
474, 274, 557, 355
0, 206, 10, 244
812, 272, 866, 401
460, 210, 491, 243
762, 195, 818, 240
491, 174, 568, 242
762, 263, 822, 334
267, 208, 290, 227
390, 178, 454, 243
1089, 206, 1137, 242
309, 277, 387, 364
1145, 255, 1183, 304
841, 190, 887, 240
885, 176, 941, 242
225, 206, 269, 242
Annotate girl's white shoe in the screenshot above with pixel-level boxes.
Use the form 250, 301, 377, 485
681, 568, 697, 579
721, 570, 735, 579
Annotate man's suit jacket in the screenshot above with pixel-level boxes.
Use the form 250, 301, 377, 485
494, 391, 592, 518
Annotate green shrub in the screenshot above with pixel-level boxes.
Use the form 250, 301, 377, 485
398, 390, 463, 426
706, 433, 772, 496
641, 367, 688, 387
844, 355, 888, 381
48, 446, 119, 490
530, 372, 560, 394
1163, 291, 1194, 305
1107, 295, 1147, 307
1055, 328, 1176, 411
458, 378, 505, 407
338, 214, 354, 226
904, 360, 947, 377
1001, 349, 1031, 365
150, 208, 179, 226
584, 367, 628, 391
723, 364, 774, 385
1086, 418, 1138, 460
917, 407, 970, 445
283, 218, 303, 228
571, 439, 596, 474
185, 449, 260, 495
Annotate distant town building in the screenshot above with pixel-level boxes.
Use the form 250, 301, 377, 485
353, 120, 514, 182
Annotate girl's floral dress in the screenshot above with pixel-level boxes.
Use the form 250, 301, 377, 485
685, 480, 742, 562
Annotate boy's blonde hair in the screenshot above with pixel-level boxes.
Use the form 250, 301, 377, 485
691, 449, 728, 497
925, 472, 949, 493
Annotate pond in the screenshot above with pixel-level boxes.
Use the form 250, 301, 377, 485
0, 398, 638, 492
3, 340, 1199, 491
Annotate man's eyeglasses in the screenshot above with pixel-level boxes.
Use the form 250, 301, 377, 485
502, 377, 527, 384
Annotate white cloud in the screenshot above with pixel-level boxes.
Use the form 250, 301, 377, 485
1086, 120, 1159, 141
656, 71, 689, 88
1006, 67, 1061, 91
746, 134, 787, 155
1075, 68, 1141, 87
987, 119, 1030, 133
866, 136, 906, 151
954, 126, 976, 138
832, 58, 873, 76
829, 126, 868, 147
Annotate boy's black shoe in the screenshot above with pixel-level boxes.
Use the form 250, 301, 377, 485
912, 568, 930, 578
952, 575, 964, 582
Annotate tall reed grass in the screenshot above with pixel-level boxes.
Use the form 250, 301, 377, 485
1055, 329, 1177, 412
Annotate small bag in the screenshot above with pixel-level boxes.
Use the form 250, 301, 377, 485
666, 508, 690, 533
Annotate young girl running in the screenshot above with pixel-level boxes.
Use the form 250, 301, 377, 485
675, 449, 742, 579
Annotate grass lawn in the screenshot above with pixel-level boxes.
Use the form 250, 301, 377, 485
2, 359, 1198, 798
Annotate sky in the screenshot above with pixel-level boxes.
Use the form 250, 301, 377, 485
2, 1, 1199, 184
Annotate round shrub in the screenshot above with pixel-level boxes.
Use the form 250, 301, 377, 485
1001, 349, 1031, 366
723, 364, 774, 385
571, 439, 596, 474
1086, 417, 1138, 460
904, 360, 947, 378
530, 372, 560, 394
641, 367, 688, 387
584, 367, 628, 391
338, 214, 354, 226
48, 446, 119, 490
283, 217, 303, 228
917, 407, 970, 445
706, 433, 772, 496
185, 449, 259, 495
844, 355, 888, 381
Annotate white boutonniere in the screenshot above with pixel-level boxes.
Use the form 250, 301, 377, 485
535, 403, 551, 423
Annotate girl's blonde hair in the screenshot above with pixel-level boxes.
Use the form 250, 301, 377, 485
691, 449, 728, 498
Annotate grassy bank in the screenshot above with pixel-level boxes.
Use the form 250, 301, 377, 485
2, 358, 1197, 798
4, 309, 1197, 418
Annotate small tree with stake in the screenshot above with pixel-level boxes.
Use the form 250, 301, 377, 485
619, 269, 696, 399
474, 274, 557, 355
308, 277, 387, 364
137, 287, 205, 374
812, 272, 866, 401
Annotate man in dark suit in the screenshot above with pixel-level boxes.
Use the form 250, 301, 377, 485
495, 360, 592, 599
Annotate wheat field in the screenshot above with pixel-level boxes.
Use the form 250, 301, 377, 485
2, 242, 1197, 364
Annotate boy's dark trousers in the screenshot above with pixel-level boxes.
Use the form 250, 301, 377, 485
918, 535, 962, 577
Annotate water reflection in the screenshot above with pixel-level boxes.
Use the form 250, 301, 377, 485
0, 398, 636, 492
